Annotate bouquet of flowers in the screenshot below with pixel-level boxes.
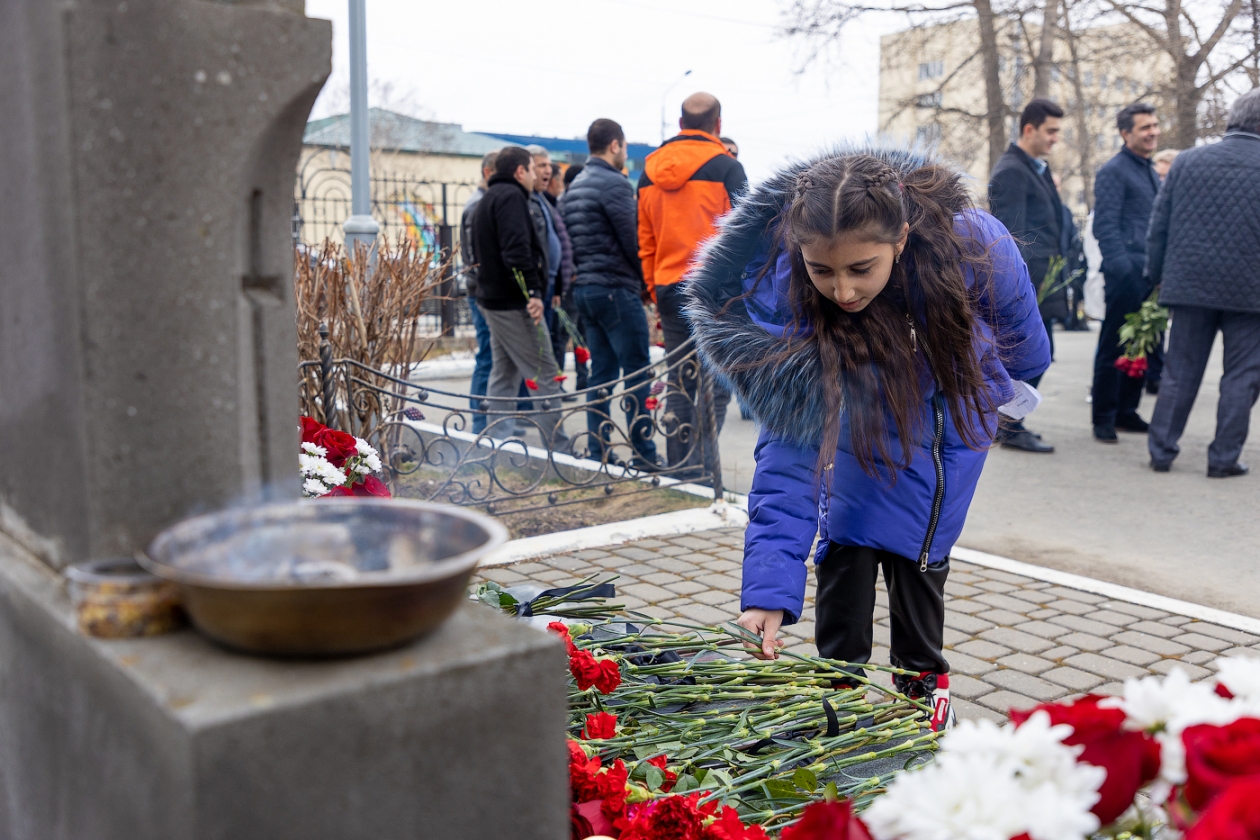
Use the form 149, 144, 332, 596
1116, 292, 1170, 379
298, 416, 390, 498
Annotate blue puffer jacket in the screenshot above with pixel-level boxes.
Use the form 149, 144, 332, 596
684, 146, 1051, 625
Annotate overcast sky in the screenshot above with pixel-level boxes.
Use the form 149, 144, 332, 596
304, 0, 905, 184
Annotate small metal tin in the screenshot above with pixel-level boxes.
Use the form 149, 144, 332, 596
64, 558, 184, 638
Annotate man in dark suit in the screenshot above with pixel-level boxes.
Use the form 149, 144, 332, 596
1091, 103, 1162, 443
988, 98, 1065, 453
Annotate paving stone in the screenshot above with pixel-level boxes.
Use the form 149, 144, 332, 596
1027, 609, 1059, 620
1184, 650, 1217, 665
642, 571, 684, 586
674, 603, 731, 625
544, 554, 599, 571
478, 568, 529, 584
955, 639, 1013, 660
614, 547, 660, 562
1164, 616, 1194, 626
1055, 632, 1111, 652
1127, 621, 1184, 639
974, 593, 1034, 612
655, 546, 691, 557
1106, 645, 1163, 666
618, 595, 648, 610
706, 560, 741, 574
1149, 659, 1212, 679
948, 572, 983, 584
657, 598, 691, 609
1012, 620, 1073, 639
1095, 681, 1127, 696
693, 573, 742, 590
945, 613, 995, 634
589, 554, 629, 569
631, 539, 670, 548
1173, 632, 1233, 652
630, 605, 676, 621
873, 606, 890, 622
647, 556, 701, 573
976, 690, 1038, 714
873, 624, 891, 646
942, 627, 972, 647
1044, 599, 1096, 615
621, 582, 677, 603
531, 569, 572, 583
983, 570, 1036, 586
1185, 623, 1259, 646
975, 580, 1019, 594
1041, 666, 1105, 691
1039, 645, 1080, 661
996, 653, 1056, 674
946, 674, 994, 699
945, 583, 983, 598
948, 599, 988, 615
986, 669, 1067, 701
1042, 587, 1107, 604
692, 589, 736, 607
978, 627, 1054, 654
953, 697, 1007, 723
1064, 653, 1148, 680
671, 536, 718, 550
663, 580, 708, 596
1113, 631, 1192, 656
1101, 601, 1170, 620
1087, 610, 1139, 627
976, 609, 1028, 626
944, 650, 998, 676
1048, 614, 1120, 637
1008, 589, 1057, 605
573, 549, 614, 561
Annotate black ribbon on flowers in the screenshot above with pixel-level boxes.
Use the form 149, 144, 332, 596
515, 582, 617, 617
821, 697, 840, 738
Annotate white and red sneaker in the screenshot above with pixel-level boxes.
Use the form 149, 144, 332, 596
894, 671, 955, 732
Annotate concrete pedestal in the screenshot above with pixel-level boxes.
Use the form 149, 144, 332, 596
0, 537, 569, 840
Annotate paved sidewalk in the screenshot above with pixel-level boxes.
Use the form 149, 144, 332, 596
474, 526, 1259, 723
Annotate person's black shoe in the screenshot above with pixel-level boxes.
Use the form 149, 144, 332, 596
1150, 460, 1172, 472
628, 456, 664, 474
1116, 415, 1150, 433
1208, 462, 1249, 478
1000, 430, 1055, 453
1093, 424, 1118, 443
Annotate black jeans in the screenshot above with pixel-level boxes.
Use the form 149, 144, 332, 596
814, 543, 949, 677
1091, 272, 1149, 427
656, 284, 730, 470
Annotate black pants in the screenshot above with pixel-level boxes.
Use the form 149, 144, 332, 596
1091, 272, 1148, 426
656, 284, 731, 469
814, 543, 949, 676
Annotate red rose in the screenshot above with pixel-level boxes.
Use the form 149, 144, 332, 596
569, 804, 594, 840
575, 346, 591, 364
594, 658, 622, 694
1114, 356, 1133, 373
570, 650, 603, 691
583, 712, 618, 740
572, 800, 617, 838
548, 621, 579, 655
350, 475, 391, 497
781, 800, 874, 840
1186, 776, 1260, 840
646, 754, 679, 792
1127, 356, 1148, 378
704, 806, 770, 840
645, 397, 659, 410
300, 416, 324, 444
525, 378, 539, 390
1184, 718, 1260, 810
314, 427, 358, 467
320, 485, 353, 497
1012, 695, 1161, 824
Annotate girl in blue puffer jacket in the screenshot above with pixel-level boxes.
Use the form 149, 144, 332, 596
685, 147, 1051, 730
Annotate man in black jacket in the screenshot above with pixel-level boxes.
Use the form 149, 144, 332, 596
561, 119, 659, 470
460, 150, 498, 434
472, 145, 569, 449
1090, 102, 1162, 443
1147, 89, 1260, 477
988, 98, 1065, 453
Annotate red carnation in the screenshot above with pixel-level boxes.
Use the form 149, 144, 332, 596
525, 378, 539, 391
570, 650, 603, 691
575, 346, 591, 364
583, 712, 618, 740
645, 397, 659, 410
598, 759, 630, 821
555, 374, 568, 382
781, 800, 874, 840
704, 806, 770, 840
619, 794, 706, 840
1185, 776, 1260, 840
568, 740, 603, 803
594, 658, 622, 694
350, 475, 391, 497
1184, 718, 1260, 810
646, 754, 679, 793
548, 621, 579, 655
1012, 695, 1161, 824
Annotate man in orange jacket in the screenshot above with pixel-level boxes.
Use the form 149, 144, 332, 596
638, 92, 748, 475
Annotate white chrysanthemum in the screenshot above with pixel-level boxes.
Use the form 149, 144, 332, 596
299, 453, 346, 488
302, 478, 329, 497
354, 437, 383, 472
300, 442, 327, 457
942, 714, 1091, 792
1216, 656, 1260, 703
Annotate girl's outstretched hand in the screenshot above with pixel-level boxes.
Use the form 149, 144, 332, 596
736, 608, 786, 660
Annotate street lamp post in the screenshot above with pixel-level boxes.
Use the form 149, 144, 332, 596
660, 69, 693, 144
343, 0, 379, 254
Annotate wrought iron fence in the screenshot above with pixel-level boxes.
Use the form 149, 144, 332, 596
299, 330, 724, 517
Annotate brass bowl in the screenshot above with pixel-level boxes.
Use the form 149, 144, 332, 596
138, 498, 507, 656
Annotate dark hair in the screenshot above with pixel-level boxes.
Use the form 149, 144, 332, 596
587, 119, 625, 154
480, 150, 499, 175
682, 99, 721, 133
1117, 102, 1157, 133
494, 146, 532, 179
1228, 89, 1260, 134
1020, 98, 1065, 132
772, 155, 998, 478
563, 163, 584, 187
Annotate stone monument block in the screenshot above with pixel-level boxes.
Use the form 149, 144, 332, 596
0, 0, 331, 567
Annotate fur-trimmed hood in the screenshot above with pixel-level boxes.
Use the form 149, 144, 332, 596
683, 143, 956, 448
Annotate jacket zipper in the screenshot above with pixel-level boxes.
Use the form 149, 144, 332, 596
914, 321, 946, 572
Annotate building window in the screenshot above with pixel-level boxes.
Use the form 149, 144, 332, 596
918, 60, 944, 80
916, 124, 942, 144
916, 91, 943, 108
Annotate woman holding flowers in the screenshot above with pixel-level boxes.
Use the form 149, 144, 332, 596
686, 147, 1050, 730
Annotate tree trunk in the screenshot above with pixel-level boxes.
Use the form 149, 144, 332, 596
1033, 0, 1061, 99
974, 0, 1009, 175
1172, 57, 1204, 148
1061, 0, 1095, 209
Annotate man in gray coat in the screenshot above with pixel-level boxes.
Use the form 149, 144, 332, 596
1147, 89, 1260, 477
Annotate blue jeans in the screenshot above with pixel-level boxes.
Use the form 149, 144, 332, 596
469, 300, 494, 434
572, 285, 658, 463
